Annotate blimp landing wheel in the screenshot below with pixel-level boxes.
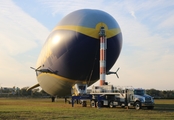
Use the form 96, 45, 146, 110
82, 101, 87, 107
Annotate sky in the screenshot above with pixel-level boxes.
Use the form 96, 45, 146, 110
0, 0, 174, 90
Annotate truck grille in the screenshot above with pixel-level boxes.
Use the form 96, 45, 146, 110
145, 97, 151, 102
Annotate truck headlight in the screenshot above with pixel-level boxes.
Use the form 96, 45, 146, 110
139, 98, 145, 102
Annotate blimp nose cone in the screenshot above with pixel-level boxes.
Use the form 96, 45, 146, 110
37, 9, 122, 81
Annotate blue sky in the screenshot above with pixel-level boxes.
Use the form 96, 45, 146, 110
0, 0, 174, 90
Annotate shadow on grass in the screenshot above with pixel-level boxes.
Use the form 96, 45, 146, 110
124, 104, 174, 112
153, 104, 174, 112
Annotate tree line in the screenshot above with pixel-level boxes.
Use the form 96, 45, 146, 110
0, 87, 174, 99
0, 87, 50, 98
146, 89, 174, 99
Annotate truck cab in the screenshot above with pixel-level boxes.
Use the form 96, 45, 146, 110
128, 88, 154, 109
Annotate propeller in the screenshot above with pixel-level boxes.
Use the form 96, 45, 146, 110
107, 67, 120, 78
30, 66, 42, 76
30, 65, 58, 75
115, 68, 120, 78
30, 66, 41, 71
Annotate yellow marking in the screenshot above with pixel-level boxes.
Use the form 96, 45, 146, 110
53, 22, 121, 39
37, 73, 90, 84
36, 23, 121, 66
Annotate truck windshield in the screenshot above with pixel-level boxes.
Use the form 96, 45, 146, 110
134, 90, 145, 95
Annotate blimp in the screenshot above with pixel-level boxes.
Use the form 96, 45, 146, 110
29, 9, 122, 97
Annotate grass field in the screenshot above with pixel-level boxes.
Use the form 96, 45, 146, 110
0, 98, 174, 120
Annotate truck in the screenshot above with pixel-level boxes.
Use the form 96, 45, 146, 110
71, 84, 154, 110
90, 85, 154, 109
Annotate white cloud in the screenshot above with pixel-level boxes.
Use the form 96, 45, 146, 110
39, 0, 106, 16
130, 11, 136, 19
0, 0, 50, 87
158, 15, 174, 29
0, 1, 49, 56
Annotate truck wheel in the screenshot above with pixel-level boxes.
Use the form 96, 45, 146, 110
96, 101, 101, 108
147, 106, 154, 110
135, 102, 141, 110
90, 100, 96, 107
109, 101, 114, 108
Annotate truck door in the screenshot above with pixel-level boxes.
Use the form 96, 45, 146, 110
129, 94, 134, 102
127, 89, 134, 102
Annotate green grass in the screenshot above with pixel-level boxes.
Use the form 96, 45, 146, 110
0, 98, 174, 120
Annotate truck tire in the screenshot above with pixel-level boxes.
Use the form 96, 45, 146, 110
96, 101, 101, 108
90, 100, 96, 107
109, 101, 114, 108
135, 102, 141, 110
